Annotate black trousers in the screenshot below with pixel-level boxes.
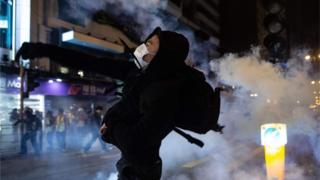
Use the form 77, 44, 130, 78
20, 131, 39, 154
116, 157, 162, 180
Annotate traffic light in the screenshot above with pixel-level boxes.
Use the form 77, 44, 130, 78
261, 0, 288, 63
24, 71, 40, 98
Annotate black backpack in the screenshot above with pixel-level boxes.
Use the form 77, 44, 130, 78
173, 66, 224, 146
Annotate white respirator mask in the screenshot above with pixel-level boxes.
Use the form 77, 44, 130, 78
133, 43, 153, 69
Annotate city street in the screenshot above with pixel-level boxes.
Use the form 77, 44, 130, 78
1, 133, 120, 180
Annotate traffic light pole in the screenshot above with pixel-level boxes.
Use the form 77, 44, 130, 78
19, 65, 25, 120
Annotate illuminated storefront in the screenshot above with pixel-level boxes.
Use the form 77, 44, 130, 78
0, 72, 116, 133
0, 0, 13, 49
0, 0, 13, 60
0, 73, 44, 134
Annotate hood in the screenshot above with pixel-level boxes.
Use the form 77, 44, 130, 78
143, 27, 190, 78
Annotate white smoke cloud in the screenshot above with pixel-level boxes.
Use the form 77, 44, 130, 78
106, 172, 118, 180
212, 48, 316, 137
160, 48, 319, 179
61, 0, 214, 67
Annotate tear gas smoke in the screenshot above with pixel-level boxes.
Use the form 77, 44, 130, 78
161, 48, 319, 179
106, 172, 118, 180
61, 0, 216, 70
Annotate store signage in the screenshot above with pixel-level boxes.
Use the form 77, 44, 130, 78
6, 79, 21, 88
0, 74, 115, 96
0, 76, 21, 91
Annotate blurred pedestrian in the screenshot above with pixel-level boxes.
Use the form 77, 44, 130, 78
15, 108, 41, 155
83, 106, 107, 153
45, 111, 55, 151
75, 108, 87, 148
66, 109, 77, 149
56, 109, 67, 151
9, 108, 19, 142
35, 110, 44, 153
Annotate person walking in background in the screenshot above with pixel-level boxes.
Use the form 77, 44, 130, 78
75, 108, 88, 149
45, 111, 55, 151
66, 108, 77, 150
56, 109, 67, 151
15, 107, 41, 155
9, 108, 19, 142
35, 110, 44, 153
83, 106, 108, 153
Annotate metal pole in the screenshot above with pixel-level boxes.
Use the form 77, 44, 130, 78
19, 65, 24, 120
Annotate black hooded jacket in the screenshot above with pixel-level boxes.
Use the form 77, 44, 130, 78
102, 28, 192, 165
19, 27, 202, 166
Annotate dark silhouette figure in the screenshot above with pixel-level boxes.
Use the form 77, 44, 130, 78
15, 108, 41, 155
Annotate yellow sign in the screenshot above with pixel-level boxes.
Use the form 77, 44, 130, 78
261, 123, 287, 180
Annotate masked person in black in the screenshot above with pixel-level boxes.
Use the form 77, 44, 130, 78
17, 27, 191, 179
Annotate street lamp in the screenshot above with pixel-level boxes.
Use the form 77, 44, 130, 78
305, 55, 311, 61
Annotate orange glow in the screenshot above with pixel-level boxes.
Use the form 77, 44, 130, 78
264, 145, 285, 180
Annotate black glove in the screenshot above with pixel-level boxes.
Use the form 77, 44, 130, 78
16, 42, 49, 61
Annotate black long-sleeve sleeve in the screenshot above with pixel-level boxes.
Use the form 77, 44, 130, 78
14, 119, 23, 126
37, 43, 136, 81
105, 80, 178, 153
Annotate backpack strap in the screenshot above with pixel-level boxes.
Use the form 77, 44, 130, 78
173, 127, 204, 148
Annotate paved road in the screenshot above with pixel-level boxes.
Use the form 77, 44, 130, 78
1, 129, 319, 180
0, 130, 120, 180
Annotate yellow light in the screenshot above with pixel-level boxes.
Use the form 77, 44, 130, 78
311, 81, 316, 85
305, 55, 311, 60
264, 146, 286, 180
261, 124, 287, 180
318, 54, 320, 59
310, 105, 316, 109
